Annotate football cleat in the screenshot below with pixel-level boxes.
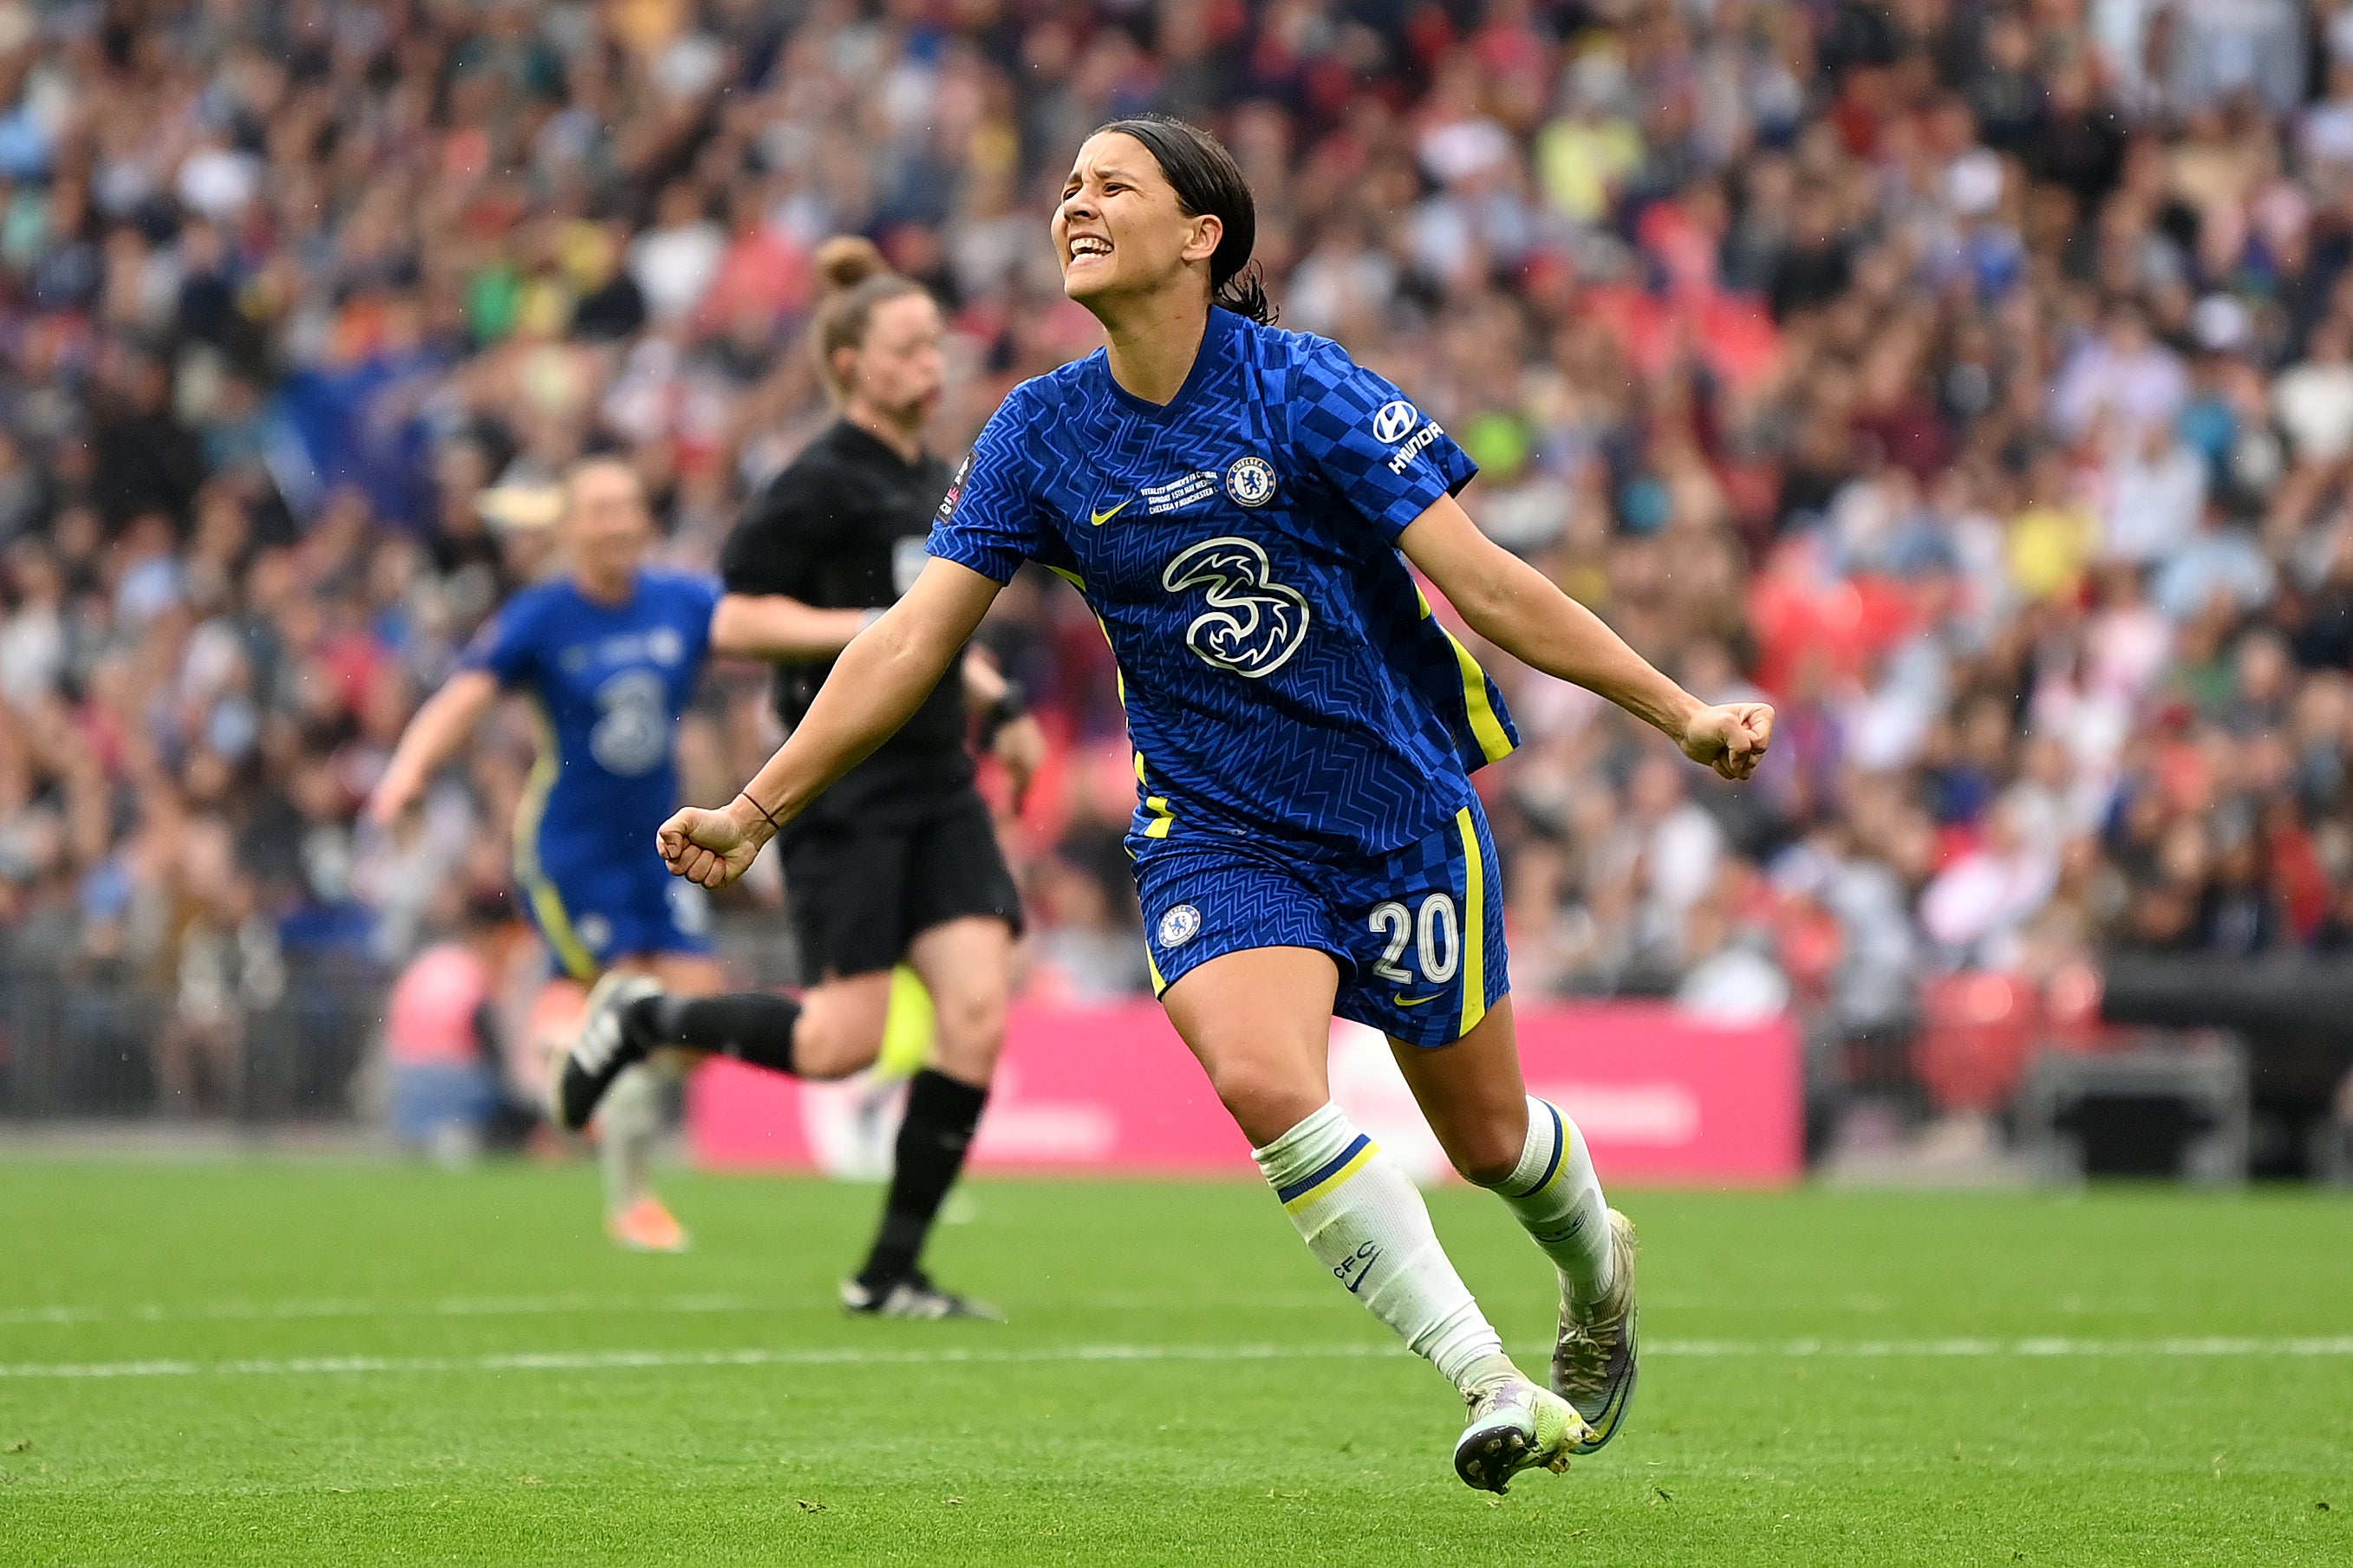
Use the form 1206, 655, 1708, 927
839, 1271, 1004, 1322
606, 1194, 690, 1253
551, 971, 661, 1133
1552, 1207, 1639, 1454
1453, 1374, 1591, 1494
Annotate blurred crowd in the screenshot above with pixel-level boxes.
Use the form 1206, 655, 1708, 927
10, 0, 2353, 1122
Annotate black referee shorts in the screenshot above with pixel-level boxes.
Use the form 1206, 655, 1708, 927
779, 788, 1023, 980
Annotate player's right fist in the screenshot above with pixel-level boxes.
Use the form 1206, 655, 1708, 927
657, 801, 766, 889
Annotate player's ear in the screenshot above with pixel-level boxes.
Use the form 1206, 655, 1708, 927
1181, 211, 1222, 269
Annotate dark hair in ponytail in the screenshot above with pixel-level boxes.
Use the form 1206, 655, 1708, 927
810, 235, 927, 400
1092, 115, 1275, 325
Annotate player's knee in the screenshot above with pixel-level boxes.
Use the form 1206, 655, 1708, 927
1201, 1054, 1322, 1142
1444, 1127, 1526, 1188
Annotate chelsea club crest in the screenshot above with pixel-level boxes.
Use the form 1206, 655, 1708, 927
1157, 904, 1203, 947
1224, 456, 1277, 507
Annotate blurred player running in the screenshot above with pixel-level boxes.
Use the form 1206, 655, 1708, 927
651, 117, 1773, 1492
549, 237, 1041, 1320
367, 457, 720, 1252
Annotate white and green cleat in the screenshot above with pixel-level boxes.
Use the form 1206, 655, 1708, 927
1452, 1375, 1592, 1494
1552, 1207, 1639, 1454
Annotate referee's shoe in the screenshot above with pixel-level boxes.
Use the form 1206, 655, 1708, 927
551, 972, 659, 1132
840, 1270, 1003, 1322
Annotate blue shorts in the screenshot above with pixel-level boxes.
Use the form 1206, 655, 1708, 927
1132, 801, 1509, 1048
519, 839, 711, 980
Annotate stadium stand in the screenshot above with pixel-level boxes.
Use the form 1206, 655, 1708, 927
3, 0, 2353, 1162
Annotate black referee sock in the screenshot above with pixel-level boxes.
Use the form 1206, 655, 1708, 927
858, 1068, 989, 1287
626, 992, 802, 1076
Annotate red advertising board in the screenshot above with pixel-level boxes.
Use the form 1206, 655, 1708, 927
688, 999, 1800, 1185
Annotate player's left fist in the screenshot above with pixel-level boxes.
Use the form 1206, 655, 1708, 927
657, 802, 766, 890
1678, 702, 1775, 782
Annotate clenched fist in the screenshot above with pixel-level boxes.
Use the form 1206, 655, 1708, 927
657, 797, 772, 889
1678, 702, 1776, 781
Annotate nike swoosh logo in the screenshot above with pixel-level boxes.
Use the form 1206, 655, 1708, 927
1393, 993, 1440, 1008
1089, 498, 1133, 526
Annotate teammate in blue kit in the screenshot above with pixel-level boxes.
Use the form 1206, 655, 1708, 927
652, 118, 1772, 1492
368, 457, 725, 1252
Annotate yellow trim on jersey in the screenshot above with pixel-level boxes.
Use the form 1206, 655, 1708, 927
525, 881, 599, 983
1134, 751, 1176, 839
1411, 583, 1515, 765
1442, 628, 1517, 764
1280, 1138, 1381, 1214
1455, 806, 1488, 1037
513, 699, 600, 982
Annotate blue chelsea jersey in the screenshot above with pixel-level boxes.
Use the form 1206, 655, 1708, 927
462, 569, 720, 872
928, 309, 1520, 858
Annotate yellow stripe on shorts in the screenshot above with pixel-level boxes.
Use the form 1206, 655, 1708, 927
1456, 806, 1486, 1037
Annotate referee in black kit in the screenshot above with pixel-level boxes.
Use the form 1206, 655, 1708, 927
579, 237, 1042, 1319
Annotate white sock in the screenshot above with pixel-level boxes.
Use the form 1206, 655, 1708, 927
1484, 1096, 1615, 1305
1253, 1103, 1512, 1394
596, 1061, 667, 1213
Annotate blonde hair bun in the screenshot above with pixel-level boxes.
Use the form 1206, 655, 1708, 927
815, 235, 890, 293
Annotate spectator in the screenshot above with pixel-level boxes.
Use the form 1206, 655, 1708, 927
3, 0, 2353, 1155
381, 892, 526, 1161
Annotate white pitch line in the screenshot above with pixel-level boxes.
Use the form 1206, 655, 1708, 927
0, 1294, 765, 1328
1643, 1337, 2353, 1358
0, 1343, 1404, 1381
0, 1290, 1342, 1330
3, 1337, 2352, 1383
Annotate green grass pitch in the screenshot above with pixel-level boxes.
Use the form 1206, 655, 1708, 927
1, 1161, 2346, 1565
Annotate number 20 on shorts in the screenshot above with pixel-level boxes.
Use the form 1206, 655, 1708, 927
1367, 894, 1459, 986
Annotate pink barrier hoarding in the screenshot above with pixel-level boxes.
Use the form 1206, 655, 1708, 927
688, 1000, 1801, 1184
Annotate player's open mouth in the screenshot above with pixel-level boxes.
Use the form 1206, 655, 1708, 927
1068, 236, 1111, 263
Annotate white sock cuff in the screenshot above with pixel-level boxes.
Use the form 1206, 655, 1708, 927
1250, 1102, 1356, 1186
1496, 1096, 1568, 1196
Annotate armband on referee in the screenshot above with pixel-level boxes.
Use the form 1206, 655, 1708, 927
980, 680, 1030, 745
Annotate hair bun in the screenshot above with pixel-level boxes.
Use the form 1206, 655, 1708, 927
815, 235, 890, 293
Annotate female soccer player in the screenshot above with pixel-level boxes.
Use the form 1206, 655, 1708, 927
367, 457, 722, 1252
654, 118, 1771, 1492
575, 237, 1041, 1319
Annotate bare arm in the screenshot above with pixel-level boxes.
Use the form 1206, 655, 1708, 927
660, 558, 1003, 886
960, 644, 1046, 812
961, 644, 1010, 712
708, 592, 873, 660
364, 669, 501, 827
1398, 494, 1773, 778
